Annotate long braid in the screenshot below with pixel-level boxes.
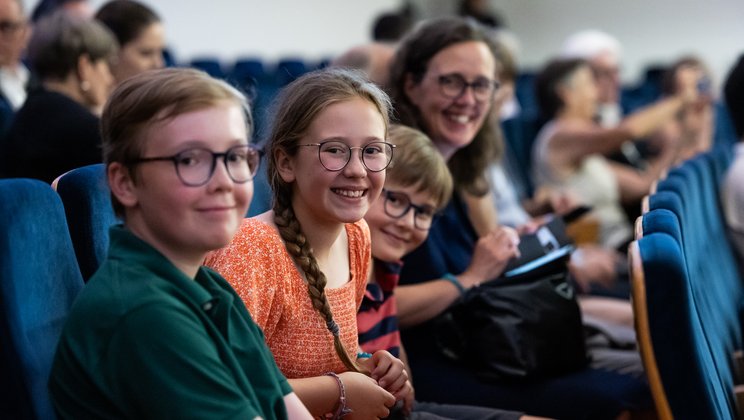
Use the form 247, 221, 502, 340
273, 189, 363, 373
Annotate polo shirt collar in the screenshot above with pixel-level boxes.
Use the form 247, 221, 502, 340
107, 225, 215, 307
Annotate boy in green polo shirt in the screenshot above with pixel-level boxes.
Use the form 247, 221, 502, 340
49, 68, 312, 419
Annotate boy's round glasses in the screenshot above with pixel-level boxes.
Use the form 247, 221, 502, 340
298, 140, 395, 172
382, 189, 438, 230
128, 144, 260, 187
437, 73, 499, 102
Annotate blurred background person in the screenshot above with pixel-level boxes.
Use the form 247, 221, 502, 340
0, 11, 117, 182
31, 0, 91, 22
0, 0, 29, 110
0, 0, 29, 139
654, 55, 715, 165
722, 53, 744, 262
95, 0, 165, 85
531, 57, 700, 252
561, 29, 623, 128
330, 42, 395, 88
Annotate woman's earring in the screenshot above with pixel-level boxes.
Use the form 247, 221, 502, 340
80, 80, 91, 92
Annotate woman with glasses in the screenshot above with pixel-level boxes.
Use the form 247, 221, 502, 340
389, 17, 653, 419
50, 68, 312, 418
206, 68, 410, 419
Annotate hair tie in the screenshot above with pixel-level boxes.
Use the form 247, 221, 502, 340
326, 319, 340, 337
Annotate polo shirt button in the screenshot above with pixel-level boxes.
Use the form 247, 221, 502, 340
203, 302, 213, 311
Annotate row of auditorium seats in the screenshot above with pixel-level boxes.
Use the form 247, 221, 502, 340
629, 145, 744, 419
0, 179, 85, 419
188, 57, 327, 89
0, 165, 123, 418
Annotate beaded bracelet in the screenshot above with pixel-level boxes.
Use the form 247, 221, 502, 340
357, 351, 372, 359
323, 372, 353, 419
442, 272, 466, 296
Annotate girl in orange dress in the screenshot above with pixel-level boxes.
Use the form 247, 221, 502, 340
206, 68, 410, 419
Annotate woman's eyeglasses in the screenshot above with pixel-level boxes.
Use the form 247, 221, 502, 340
437, 73, 499, 102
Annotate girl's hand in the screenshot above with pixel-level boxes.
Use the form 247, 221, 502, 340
358, 351, 411, 400
338, 371, 395, 420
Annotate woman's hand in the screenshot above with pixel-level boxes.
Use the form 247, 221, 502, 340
459, 226, 520, 288
339, 371, 396, 420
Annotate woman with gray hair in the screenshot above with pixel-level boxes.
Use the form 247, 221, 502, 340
0, 11, 117, 183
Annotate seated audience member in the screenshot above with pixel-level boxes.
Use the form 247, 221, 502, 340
531, 57, 701, 251
49, 68, 312, 419
561, 30, 623, 128
0, 0, 29, 140
371, 9, 412, 43
654, 55, 714, 165
390, 17, 652, 418
95, 0, 166, 85
359, 124, 545, 420
206, 68, 407, 419
722, 53, 744, 261
0, 0, 30, 111
560, 30, 709, 225
0, 12, 117, 182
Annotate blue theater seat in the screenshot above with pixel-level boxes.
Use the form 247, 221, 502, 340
275, 58, 309, 86
634, 147, 743, 419
190, 57, 226, 79
230, 57, 267, 95
54, 164, 119, 282
0, 179, 84, 419
631, 233, 735, 419
247, 153, 272, 217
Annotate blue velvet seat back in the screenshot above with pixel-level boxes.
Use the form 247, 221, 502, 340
0, 178, 84, 419
639, 146, 742, 418
638, 232, 734, 419
55, 164, 119, 282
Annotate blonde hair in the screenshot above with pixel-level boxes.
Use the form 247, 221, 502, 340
266, 68, 391, 372
102, 67, 250, 217
386, 125, 453, 210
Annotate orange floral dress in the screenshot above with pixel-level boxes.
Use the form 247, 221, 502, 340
205, 218, 370, 379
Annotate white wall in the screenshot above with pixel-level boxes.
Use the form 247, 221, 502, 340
22, 0, 744, 90
492, 0, 744, 90
86, 0, 400, 66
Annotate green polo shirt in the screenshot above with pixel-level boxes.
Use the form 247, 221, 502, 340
49, 226, 291, 419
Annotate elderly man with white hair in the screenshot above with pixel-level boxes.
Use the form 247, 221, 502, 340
561, 29, 623, 128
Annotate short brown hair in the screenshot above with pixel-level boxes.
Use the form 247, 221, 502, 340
102, 67, 250, 216
386, 124, 452, 210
